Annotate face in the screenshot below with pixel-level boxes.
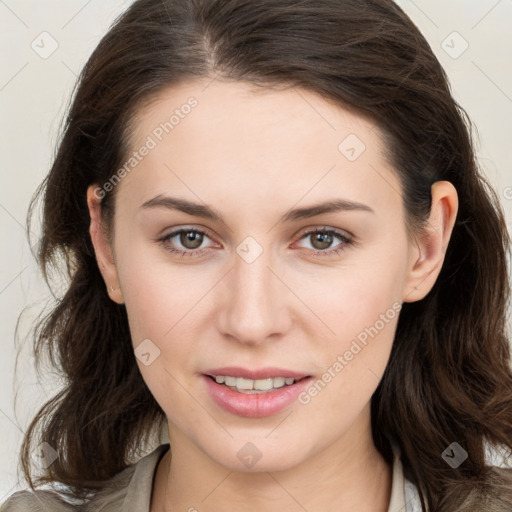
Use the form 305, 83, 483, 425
88, 79, 434, 473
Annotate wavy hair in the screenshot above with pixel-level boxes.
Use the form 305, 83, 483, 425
11, 0, 512, 510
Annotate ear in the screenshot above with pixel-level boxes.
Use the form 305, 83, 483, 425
86, 185, 125, 304
402, 181, 458, 303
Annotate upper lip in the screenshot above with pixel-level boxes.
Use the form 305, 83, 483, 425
204, 366, 310, 380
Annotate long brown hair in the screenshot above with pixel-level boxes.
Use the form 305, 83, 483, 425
13, 0, 512, 510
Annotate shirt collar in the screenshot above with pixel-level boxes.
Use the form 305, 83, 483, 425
387, 443, 407, 512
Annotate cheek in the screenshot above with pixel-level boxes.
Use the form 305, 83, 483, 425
297, 278, 400, 431
312, 258, 404, 344
116, 242, 207, 341
302, 250, 405, 400
116, 246, 210, 404
119, 256, 201, 414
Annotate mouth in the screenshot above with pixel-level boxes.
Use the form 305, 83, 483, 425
201, 368, 313, 417
204, 374, 309, 394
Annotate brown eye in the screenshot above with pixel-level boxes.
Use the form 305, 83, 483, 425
295, 228, 353, 257
159, 228, 213, 257
309, 231, 335, 250
178, 230, 204, 249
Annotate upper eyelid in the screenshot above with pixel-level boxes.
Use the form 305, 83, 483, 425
301, 226, 352, 239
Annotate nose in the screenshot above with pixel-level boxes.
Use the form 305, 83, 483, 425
216, 246, 293, 346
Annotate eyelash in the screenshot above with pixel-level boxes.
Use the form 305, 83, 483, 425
157, 227, 353, 258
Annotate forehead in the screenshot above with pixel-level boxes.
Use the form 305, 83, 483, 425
118, 79, 402, 216
129, 79, 378, 153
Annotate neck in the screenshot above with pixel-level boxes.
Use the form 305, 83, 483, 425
152, 408, 392, 512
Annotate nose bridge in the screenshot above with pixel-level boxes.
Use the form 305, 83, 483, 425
218, 238, 290, 343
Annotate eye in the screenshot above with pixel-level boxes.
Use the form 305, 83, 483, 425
158, 228, 215, 257
293, 227, 353, 257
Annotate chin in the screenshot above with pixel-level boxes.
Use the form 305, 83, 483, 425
204, 437, 313, 473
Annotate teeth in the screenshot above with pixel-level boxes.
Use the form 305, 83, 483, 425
225, 376, 236, 386
213, 375, 299, 392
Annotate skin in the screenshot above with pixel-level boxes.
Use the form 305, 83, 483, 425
86, 79, 458, 512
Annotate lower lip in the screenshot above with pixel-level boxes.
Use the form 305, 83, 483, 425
202, 375, 312, 418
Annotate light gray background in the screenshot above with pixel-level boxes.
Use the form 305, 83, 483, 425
1, 0, 511, 499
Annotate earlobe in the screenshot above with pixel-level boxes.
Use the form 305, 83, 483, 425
402, 181, 458, 303
86, 185, 125, 304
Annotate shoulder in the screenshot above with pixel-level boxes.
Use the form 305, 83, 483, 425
83, 443, 169, 511
0, 490, 75, 511
1, 444, 170, 512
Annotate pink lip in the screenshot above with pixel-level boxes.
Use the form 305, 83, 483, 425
202, 374, 313, 418
204, 366, 309, 380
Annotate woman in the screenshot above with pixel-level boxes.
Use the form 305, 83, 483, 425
2, 0, 512, 511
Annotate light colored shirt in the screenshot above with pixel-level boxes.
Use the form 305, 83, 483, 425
0, 443, 423, 511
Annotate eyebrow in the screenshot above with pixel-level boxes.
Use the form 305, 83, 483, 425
140, 195, 375, 223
